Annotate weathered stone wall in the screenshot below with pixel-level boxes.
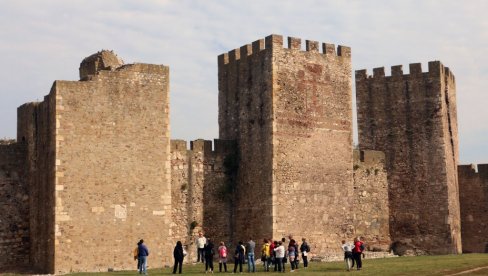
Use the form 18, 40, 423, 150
171, 139, 235, 263
218, 37, 275, 248
356, 62, 461, 254
0, 141, 29, 269
353, 150, 390, 251
459, 164, 488, 253
17, 98, 57, 273
219, 34, 354, 257
50, 55, 172, 273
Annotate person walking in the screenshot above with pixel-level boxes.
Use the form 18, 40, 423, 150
274, 241, 285, 273
233, 241, 245, 273
247, 238, 256, 273
261, 239, 271, 272
218, 241, 228, 272
137, 239, 149, 275
341, 240, 354, 271
196, 231, 207, 263
352, 237, 364, 270
204, 238, 215, 273
300, 238, 310, 269
173, 241, 185, 274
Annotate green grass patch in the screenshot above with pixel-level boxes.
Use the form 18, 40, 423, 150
4, 254, 488, 276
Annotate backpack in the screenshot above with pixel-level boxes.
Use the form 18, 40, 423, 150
220, 246, 227, 258
359, 243, 365, 252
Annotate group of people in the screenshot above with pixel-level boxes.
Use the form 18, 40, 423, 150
133, 239, 150, 275
175, 232, 311, 274
341, 237, 365, 271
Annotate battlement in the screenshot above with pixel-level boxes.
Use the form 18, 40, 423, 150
459, 164, 488, 178
355, 61, 455, 83
218, 34, 350, 66
170, 139, 237, 158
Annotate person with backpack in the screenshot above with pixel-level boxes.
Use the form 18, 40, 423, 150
204, 238, 215, 273
173, 241, 185, 274
233, 241, 245, 273
218, 241, 228, 272
352, 237, 365, 270
261, 239, 271, 272
300, 238, 311, 269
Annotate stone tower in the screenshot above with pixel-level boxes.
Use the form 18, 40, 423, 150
16, 51, 172, 274
218, 34, 354, 256
355, 62, 461, 254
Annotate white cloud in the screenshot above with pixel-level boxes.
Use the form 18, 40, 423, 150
0, 0, 486, 163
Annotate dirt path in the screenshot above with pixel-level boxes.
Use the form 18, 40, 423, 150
447, 266, 488, 275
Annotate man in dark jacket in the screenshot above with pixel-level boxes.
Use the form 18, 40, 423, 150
173, 241, 184, 274
138, 239, 149, 275
204, 238, 215, 273
300, 238, 311, 269
233, 241, 245, 273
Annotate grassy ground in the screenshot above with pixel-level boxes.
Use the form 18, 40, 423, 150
4, 254, 488, 275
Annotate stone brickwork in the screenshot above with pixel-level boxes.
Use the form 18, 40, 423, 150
219, 34, 354, 257
353, 150, 390, 252
458, 164, 488, 253
171, 139, 235, 263
0, 141, 29, 269
356, 62, 461, 255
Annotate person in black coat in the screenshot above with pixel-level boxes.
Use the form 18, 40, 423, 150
233, 241, 245, 273
204, 238, 215, 273
173, 241, 184, 274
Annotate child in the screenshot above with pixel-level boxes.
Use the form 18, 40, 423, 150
341, 240, 354, 271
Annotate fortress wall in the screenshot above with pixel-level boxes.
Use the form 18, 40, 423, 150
356, 62, 461, 254
458, 164, 488, 253
170, 139, 235, 262
271, 35, 354, 256
52, 63, 172, 273
353, 150, 390, 251
17, 96, 57, 273
0, 141, 30, 269
218, 38, 275, 247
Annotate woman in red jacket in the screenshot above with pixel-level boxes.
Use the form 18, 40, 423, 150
352, 237, 364, 270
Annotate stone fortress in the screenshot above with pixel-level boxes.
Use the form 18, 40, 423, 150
0, 34, 486, 274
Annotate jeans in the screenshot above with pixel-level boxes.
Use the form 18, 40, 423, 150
247, 253, 255, 272
233, 258, 243, 273
139, 256, 147, 274
197, 248, 205, 263
289, 255, 296, 270
352, 252, 362, 269
205, 256, 214, 272
276, 257, 283, 272
302, 254, 308, 268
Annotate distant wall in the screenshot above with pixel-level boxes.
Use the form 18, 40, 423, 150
171, 139, 235, 262
0, 141, 29, 269
353, 150, 390, 251
459, 164, 488, 253
356, 62, 461, 254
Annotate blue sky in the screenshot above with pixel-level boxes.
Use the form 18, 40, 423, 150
0, 0, 486, 164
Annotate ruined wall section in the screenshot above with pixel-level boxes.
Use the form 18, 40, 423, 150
171, 139, 235, 263
271, 35, 354, 257
17, 96, 57, 273
459, 164, 488, 253
218, 39, 274, 246
52, 62, 171, 273
353, 150, 390, 252
356, 62, 461, 254
0, 141, 30, 269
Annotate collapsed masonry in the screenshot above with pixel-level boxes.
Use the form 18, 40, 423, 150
0, 35, 486, 274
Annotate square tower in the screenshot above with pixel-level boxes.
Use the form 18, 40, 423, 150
356, 62, 461, 254
218, 34, 354, 256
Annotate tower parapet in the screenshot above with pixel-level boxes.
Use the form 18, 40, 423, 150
356, 61, 461, 255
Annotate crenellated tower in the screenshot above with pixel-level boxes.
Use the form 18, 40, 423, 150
218, 34, 354, 256
356, 62, 461, 254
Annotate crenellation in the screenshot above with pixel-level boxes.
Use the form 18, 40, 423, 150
306, 39, 319, 52
409, 62, 423, 75
218, 53, 229, 66
171, 139, 188, 152
252, 38, 265, 53
265, 34, 283, 49
391, 65, 403, 77
337, 45, 351, 58
373, 67, 385, 77
239, 44, 252, 58
229, 49, 240, 62
323, 43, 336, 55
287, 36, 301, 50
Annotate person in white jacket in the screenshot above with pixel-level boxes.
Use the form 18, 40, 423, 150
274, 241, 285, 273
